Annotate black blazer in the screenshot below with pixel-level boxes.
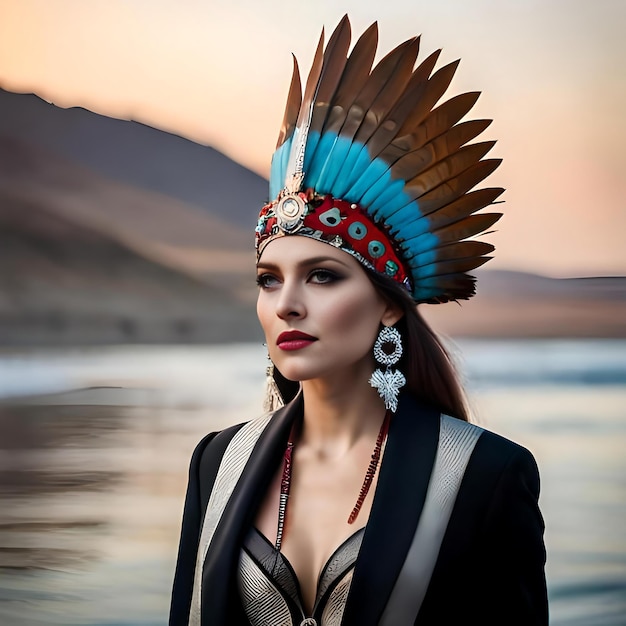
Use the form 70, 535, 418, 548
170, 393, 548, 625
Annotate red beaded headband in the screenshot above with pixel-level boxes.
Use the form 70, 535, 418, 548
255, 190, 412, 292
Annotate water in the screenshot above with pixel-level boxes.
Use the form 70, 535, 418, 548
0, 340, 624, 625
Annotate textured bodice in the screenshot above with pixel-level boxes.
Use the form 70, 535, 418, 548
238, 527, 365, 626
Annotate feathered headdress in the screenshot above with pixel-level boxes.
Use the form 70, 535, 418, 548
255, 16, 503, 303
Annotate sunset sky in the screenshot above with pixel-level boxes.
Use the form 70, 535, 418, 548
1, 0, 624, 277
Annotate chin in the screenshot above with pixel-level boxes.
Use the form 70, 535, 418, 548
275, 364, 319, 383
275, 355, 372, 387
272, 356, 325, 383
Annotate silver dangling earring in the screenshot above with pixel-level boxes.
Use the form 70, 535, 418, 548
369, 325, 406, 413
263, 351, 284, 412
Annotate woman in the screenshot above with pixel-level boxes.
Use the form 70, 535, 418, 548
170, 17, 548, 626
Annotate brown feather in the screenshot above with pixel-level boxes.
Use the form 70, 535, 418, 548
417, 256, 491, 277
410, 92, 481, 148
430, 213, 502, 245
395, 60, 459, 138
416, 159, 502, 214
284, 28, 326, 180
352, 37, 420, 145
405, 141, 496, 198
370, 65, 466, 163
418, 274, 477, 302
294, 29, 325, 135
276, 55, 302, 149
390, 49, 443, 139
426, 187, 504, 229
309, 15, 351, 136
339, 38, 418, 141
433, 240, 495, 262
390, 119, 492, 182
409, 49, 442, 87
322, 22, 379, 135
364, 47, 444, 159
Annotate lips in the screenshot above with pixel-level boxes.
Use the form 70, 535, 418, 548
277, 330, 318, 351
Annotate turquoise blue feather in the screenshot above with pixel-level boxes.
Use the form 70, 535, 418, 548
390, 219, 439, 243
345, 158, 389, 202
369, 182, 413, 217
359, 171, 402, 208
270, 139, 292, 200
331, 143, 368, 195
405, 248, 439, 268
303, 131, 329, 185
376, 200, 418, 228
302, 131, 321, 172
308, 134, 350, 192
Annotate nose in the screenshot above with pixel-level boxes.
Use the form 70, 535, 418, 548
275, 279, 306, 320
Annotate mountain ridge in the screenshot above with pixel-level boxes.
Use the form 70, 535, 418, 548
0, 88, 267, 230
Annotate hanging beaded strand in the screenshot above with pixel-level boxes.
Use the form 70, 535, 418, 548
274, 411, 391, 551
275, 438, 294, 551
348, 410, 391, 524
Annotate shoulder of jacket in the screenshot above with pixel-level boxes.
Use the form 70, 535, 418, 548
441, 413, 537, 472
195, 411, 277, 464
472, 426, 539, 482
440, 413, 483, 437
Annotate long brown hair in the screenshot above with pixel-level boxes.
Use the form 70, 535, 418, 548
272, 267, 470, 422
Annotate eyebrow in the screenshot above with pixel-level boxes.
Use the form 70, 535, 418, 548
256, 255, 352, 271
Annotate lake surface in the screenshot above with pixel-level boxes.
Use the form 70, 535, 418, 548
0, 340, 624, 625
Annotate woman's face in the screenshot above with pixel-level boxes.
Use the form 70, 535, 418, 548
256, 236, 401, 384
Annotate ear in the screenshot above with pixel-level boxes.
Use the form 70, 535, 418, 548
381, 300, 404, 327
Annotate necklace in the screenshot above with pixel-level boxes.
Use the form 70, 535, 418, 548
274, 410, 391, 551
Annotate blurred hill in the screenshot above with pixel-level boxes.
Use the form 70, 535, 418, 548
0, 190, 260, 345
0, 88, 266, 230
0, 88, 624, 343
422, 270, 626, 338
0, 134, 253, 289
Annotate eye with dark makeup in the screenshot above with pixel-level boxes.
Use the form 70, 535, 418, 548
255, 273, 280, 289
256, 267, 343, 289
308, 269, 342, 284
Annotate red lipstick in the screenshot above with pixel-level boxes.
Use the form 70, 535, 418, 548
277, 330, 317, 351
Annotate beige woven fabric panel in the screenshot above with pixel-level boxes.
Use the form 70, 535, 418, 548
188, 412, 273, 626
379, 415, 483, 624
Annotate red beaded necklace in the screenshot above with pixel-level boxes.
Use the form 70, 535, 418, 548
274, 410, 391, 551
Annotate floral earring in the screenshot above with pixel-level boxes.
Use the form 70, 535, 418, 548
369, 325, 406, 413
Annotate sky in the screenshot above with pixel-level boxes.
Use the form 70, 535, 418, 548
1, 0, 625, 277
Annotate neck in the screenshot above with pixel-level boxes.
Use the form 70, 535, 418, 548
299, 372, 387, 457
